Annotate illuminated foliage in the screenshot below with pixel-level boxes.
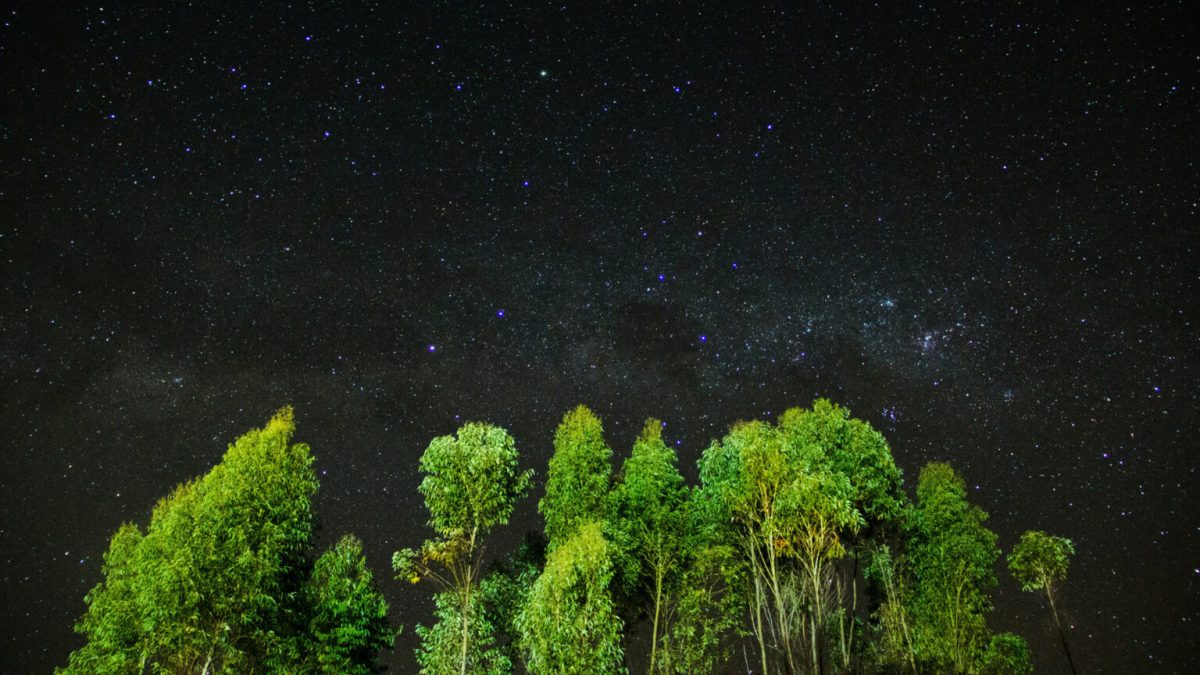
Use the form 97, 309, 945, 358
61, 408, 392, 674
393, 422, 532, 675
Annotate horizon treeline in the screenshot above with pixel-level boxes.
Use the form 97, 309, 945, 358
61, 400, 1077, 674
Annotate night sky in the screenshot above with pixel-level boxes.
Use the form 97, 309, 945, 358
1, 2, 1195, 672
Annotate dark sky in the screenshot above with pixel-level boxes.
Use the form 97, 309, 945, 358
1, 2, 1195, 672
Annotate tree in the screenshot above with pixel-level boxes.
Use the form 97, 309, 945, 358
697, 420, 796, 674
516, 522, 625, 674
778, 399, 906, 527
657, 541, 747, 674
394, 422, 533, 675
301, 535, 394, 674
907, 462, 1010, 673
779, 399, 907, 672
608, 419, 689, 672
61, 523, 143, 673
60, 407, 393, 674
783, 468, 863, 673
697, 414, 864, 674
478, 533, 546, 670
540, 405, 613, 550
864, 541, 918, 673
1008, 530, 1077, 675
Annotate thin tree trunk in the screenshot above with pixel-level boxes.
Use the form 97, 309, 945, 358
809, 560, 823, 675
768, 546, 797, 674
460, 528, 478, 675
1046, 586, 1078, 675
650, 564, 664, 673
459, 583, 471, 675
751, 559, 770, 675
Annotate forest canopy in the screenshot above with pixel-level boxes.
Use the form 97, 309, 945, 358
63, 401, 1075, 674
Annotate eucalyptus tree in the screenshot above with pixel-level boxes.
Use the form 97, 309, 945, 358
394, 422, 533, 675
540, 405, 613, 550
516, 522, 625, 674
696, 416, 862, 674
907, 462, 1028, 673
608, 419, 689, 672
1008, 530, 1078, 674
657, 540, 747, 674
778, 399, 907, 671
61, 408, 392, 674
864, 541, 918, 673
300, 535, 394, 674
477, 534, 546, 670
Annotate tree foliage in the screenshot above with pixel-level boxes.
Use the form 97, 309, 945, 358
657, 541, 747, 674
1008, 530, 1077, 674
778, 398, 906, 527
905, 462, 1027, 674
394, 422, 532, 675
1008, 530, 1074, 594
478, 534, 546, 670
61, 407, 392, 674
517, 522, 625, 674
301, 535, 394, 674
540, 405, 613, 550
607, 419, 689, 671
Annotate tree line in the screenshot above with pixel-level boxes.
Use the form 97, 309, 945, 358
61, 401, 1077, 674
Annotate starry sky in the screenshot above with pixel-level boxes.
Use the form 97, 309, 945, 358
1, 2, 1195, 672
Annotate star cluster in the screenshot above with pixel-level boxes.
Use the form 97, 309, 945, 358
0, 2, 1195, 671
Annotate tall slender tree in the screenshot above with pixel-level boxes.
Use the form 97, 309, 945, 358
540, 405, 613, 550
779, 399, 907, 671
608, 419, 689, 672
1008, 530, 1078, 675
516, 522, 625, 674
657, 539, 747, 674
697, 417, 863, 674
394, 422, 533, 675
907, 462, 1029, 673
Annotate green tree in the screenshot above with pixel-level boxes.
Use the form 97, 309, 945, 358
516, 522, 625, 674
697, 414, 863, 674
779, 399, 906, 526
478, 533, 546, 670
779, 399, 907, 672
608, 419, 689, 672
61, 523, 143, 673
696, 420, 794, 674
1008, 530, 1077, 674
908, 462, 1005, 673
657, 541, 747, 674
981, 633, 1033, 675
540, 405, 613, 550
301, 535, 394, 674
783, 468, 863, 673
411, 590, 509, 675
61, 408, 393, 674
394, 422, 533, 675
864, 541, 918, 673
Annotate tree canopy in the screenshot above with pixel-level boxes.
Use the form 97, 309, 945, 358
540, 405, 613, 550
60, 407, 392, 674
516, 521, 625, 674
64, 400, 1069, 675
393, 422, 533, 675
